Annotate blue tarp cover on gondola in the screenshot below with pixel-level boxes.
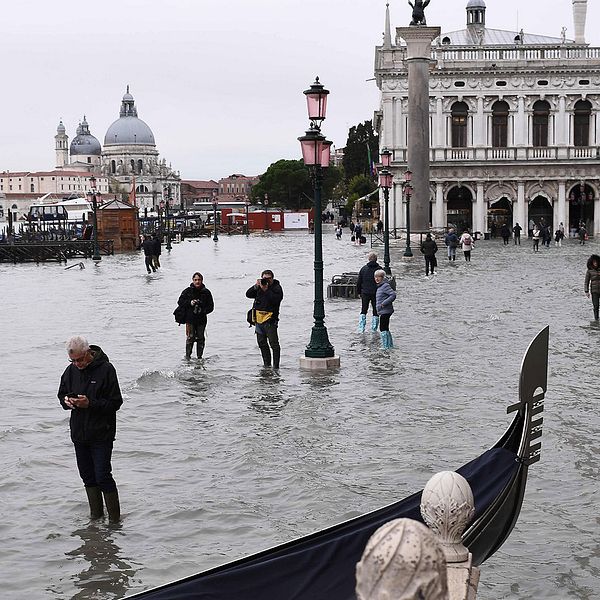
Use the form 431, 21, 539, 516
128, 447, 518, 600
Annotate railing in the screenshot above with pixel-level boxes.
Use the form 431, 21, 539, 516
0, 240, 114, 263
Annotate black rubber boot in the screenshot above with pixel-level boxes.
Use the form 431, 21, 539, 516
103, 490, 121, 523
272, 348, 280, 370
85, 486, 104, 519
196, 341, 205, 359
185, 342, 193, 359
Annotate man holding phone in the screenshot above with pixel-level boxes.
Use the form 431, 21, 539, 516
246, 269, 284, 369
58, 336, 123, 522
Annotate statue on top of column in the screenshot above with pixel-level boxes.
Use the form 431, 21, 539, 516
409, 0, 430, 26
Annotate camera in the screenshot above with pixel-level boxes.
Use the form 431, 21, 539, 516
260, 278, 270, 286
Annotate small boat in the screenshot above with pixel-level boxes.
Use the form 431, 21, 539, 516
127, 327, 549, 600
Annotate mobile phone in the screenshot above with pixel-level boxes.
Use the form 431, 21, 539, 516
67, 394, 80, 399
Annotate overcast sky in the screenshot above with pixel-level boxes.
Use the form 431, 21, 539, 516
0, 0, 597, 180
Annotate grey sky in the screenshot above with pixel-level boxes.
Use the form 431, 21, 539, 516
0, 0, 596, 180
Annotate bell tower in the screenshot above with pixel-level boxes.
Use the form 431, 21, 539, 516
55, 120, 69, 168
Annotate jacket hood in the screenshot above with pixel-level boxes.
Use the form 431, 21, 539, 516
587, 255, 600, 269
87, 344, 109, 369
366, 261, 381, 269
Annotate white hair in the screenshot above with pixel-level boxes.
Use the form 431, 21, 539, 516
66, 336, 90, 355
374, 269, 386, 279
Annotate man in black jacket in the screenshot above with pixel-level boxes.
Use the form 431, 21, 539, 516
58, 336, 123, 522
142, 235, 156, 273
356, 252, 381, 332
246, 269, 284, 369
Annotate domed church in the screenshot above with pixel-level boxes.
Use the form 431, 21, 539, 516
55, 116, 102, 172
101, 87, 180, 211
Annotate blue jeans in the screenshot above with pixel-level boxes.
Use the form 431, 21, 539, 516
74, 441, 117, 492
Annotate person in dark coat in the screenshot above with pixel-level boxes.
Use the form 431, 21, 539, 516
444, 228, 459, 261
356, 252, 381, 332
177, 272, 215, 359
585, 254, 600, 321
500, 223, 511, 245
513, 223, 522, 245
152, 234, 162, 269
142, 235, 156, 273
58, 336, 123, 522
420, 233, 438, 276
246, 269, 284, 369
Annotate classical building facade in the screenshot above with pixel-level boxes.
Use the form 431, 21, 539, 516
375, 0, 600, 236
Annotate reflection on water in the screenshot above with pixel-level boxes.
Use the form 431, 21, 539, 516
66, 524, 136, 600
1, 232, 599, 599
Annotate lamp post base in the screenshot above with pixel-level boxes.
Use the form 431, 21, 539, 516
299, 355, 341, 370
403, 248, 413, 257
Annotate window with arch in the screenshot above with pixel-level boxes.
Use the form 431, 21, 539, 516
111, 160, 116, 174
136, 184, 149, 193
137, 159, 143, 174
130, 159, 135, 174
492, 100, 509, 148
532, 100, 550, 147
451, 101, 469, 148
30, 183, 35, 192
574, 99, 592, 147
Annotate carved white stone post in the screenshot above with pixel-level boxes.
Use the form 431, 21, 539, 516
356, 518, 448, 600
420, 471, 479, 600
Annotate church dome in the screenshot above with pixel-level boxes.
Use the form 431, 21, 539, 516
104, 87, 155, 146
70, 117, 101, 156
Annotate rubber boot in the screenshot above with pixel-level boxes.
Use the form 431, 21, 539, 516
185, 342, 193, 359
380, 331, 387, 349
272, 347, 280, 370
385, 331, 394, 349
357, 314, 366, 333
196, 340, 204, 359
259, 344, 272, 367
85, 486, 104, 519
103, 490, 121, 523
371, 316, 379, 331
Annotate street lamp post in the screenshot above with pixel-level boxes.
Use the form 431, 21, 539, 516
298, 77, 337, 365
87, 175, 102, 261
212, 191, 219, 242
245, 199, 250, 235
403, 169, 413, 257
165, 185, 173, 251
264, 193, 269, 231
379, 148, 393, 275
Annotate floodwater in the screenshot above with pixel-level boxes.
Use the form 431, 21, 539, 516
0, 229, 598, 600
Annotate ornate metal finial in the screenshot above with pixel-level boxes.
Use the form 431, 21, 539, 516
356, 518, 448, 600
127, 84, 130, 94
408, 0, 430, 26
420, 471, 475, 563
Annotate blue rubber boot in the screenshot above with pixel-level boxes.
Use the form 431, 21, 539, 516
371, 316, 379, 331
385, 331, 394, 349
357, 314, 366, 333
380, 331, 387, 349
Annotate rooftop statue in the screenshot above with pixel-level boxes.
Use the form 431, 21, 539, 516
409, 0, 430, 26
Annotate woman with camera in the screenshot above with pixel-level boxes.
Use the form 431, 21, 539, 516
177, 272, 214, 359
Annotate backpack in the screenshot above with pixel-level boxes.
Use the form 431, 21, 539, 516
173, 304, 186, 325
463, 236, 472, 247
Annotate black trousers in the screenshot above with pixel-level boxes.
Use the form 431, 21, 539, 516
425, 256, 436, 274
256, 321, 280, 367
186, 321, 206, 357
379, 314, 391, 331
144, 256, 155, 272
360, 294, 378, 316
592, 293, 599, 320
74, 441, 117, 492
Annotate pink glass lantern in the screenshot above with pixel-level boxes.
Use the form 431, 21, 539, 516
404, 169, 412, 183
380, 147, 392, 168
320, 140, 333, 168
379, 170, 393, 189
304, 77, 329, 122
298, 128, 325, 166
405, 183, 413, 198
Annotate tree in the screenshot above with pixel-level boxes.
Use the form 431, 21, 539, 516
251, 160, 312, 210
342, 120, 379, 183
347, 174, 378, 218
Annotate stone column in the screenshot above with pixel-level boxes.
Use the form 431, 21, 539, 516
398, 26, 441, 233
516, 96, 527, 160
518, 181, 527, 231
557, 182, 566, 230
476, 183, 485, 234
594, 197, 600, 237
434, 182, 444, 228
